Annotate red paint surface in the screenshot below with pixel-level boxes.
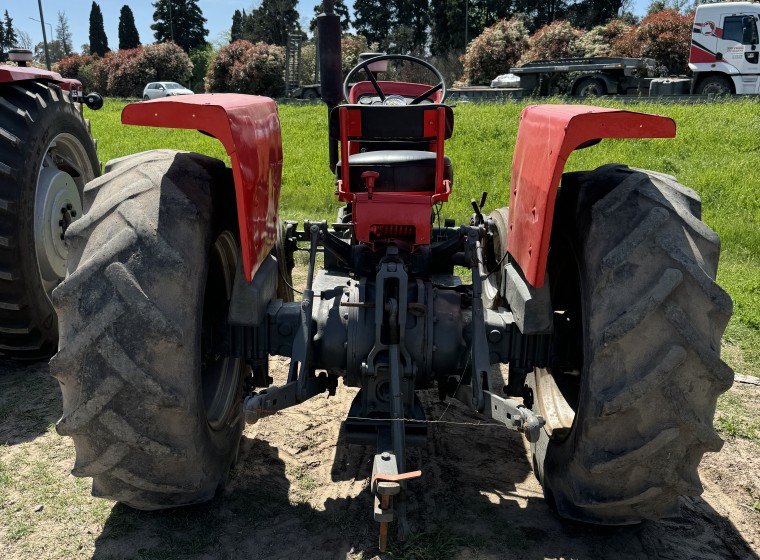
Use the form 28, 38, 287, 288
122, 94, 283, 281
335, 105, 450, 248
690, 44, 718, 63
0, 64, 82, 91
507, 104, 675, 288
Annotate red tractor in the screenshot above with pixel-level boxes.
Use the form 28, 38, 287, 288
0, 49, 101, 360
46, 4, 732, 551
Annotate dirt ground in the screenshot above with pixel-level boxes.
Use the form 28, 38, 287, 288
0, 356, 758, 560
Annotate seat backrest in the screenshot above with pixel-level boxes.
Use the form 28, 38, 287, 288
331, 104, 454, 198
329, 104, 454, 143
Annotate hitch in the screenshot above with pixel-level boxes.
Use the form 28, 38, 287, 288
372, 451, 422, 552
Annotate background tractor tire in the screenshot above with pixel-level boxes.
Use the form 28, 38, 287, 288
0, 80, 99, 359
528, 164, 733, 525
51, 149, 244, 509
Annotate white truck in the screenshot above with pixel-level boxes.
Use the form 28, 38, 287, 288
690, 1, 759, 94
499, 1, 760, 98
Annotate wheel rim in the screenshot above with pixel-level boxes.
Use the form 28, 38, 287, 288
703, 81, 730, 95
201, 231, 241, 430
34, 132, 93, 302
534, 234, 583, 441
578, 82, 602, 97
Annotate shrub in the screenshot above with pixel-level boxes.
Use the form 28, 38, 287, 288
54, 54, 96, 89
340, 34, 372, 76
518, 20, 585, 65
189, 44, 216, 92
107, 48, 155, 98
460, 18, 530, 85
579, 19, 635, 57
612, 9, 692, 74
141, 42, 192, 83
206, 40, 285, 97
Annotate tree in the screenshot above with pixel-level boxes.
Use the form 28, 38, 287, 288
354, 0, 394, 49
56, 12, 73, 57
17, 30, 33, 50
89, 2, 110, 56
2, 10, 17, 51
248, 0, 300, 46
152, 0, 209, 53
393, 0, 429, 52
119, 5, 140, 50
230, 10, 244, 42
35, 40, 65, 65
309, 1, 351, 34
461, 18, 530, 85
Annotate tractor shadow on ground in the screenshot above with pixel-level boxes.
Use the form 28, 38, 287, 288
0, 360, 61, 445
91, 393, 757, 560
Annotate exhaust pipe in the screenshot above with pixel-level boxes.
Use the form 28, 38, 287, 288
317, 0, 343, 172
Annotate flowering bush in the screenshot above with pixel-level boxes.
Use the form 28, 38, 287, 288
460, 18, 530, 85
518, 20, 585, 65
612, 10, 692, 73
579, 19, 635, 57
56, 44, 193, 97
340, 34, 372, 75
206, 40, 285, 96
107, 48, 155, 97
141, 42, 192, 83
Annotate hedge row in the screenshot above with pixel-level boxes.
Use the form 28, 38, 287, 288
462, 10, 692, 85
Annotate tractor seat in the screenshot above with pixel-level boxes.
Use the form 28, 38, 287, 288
336, 150, 453, 193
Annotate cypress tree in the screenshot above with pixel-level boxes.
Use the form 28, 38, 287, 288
89, 2, 110, 56
119, 5, 141, 49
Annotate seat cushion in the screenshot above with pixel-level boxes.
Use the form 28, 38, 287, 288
336, 150, 453, 193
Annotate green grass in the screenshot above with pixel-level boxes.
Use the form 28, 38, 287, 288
88, 98, 760, 379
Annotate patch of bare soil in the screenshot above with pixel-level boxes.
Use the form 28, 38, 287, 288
0, 359, 758, 560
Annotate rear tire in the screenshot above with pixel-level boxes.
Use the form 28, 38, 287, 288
51, 150, 244, 509
529, 164, 733, 524
574, 77, 607, 97
0, 80, 99, 359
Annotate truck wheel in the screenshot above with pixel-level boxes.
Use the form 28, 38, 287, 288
574, 77, 607, 97
697, 75, 732, 95
302, 88, 319, 100
528, 164, 733, 524
0, 80, 99, 359
51, 150, 244, 509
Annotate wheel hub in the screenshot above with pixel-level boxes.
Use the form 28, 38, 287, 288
35, 166, 82, 293
34, 133, 92, 300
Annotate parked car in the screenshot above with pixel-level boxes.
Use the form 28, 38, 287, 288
142, 82, 194, 100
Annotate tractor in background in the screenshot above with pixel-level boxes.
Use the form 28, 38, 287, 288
48, 2, 732, 551
0, 49, 101, 360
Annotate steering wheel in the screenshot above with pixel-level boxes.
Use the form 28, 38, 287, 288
343, 54, 447, 105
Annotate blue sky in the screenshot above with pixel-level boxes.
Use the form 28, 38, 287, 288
9, 1, 650, 53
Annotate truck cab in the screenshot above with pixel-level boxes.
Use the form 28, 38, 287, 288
690, 1, 760, 94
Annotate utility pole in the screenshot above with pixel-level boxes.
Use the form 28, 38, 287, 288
168, 0, 175, 43
36, 0, 51, 70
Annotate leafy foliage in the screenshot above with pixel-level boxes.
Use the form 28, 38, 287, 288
229, 1, 300, 47
518, 20, 585, 64
151, 0, 208, 53
578, 19, 634, 57
88, 2, 110, 57
119, 5, 140, 50
461, 18, 530, 85
55, 12, 73, 57
309, 2, 351, 34
0, 10, 19, 60
55, 43, 192, 97
205, 40, 285, 96
612, 9, 692, 73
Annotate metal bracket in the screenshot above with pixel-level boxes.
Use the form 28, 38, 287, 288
482, 390, 545, 443
371, 451, 422, 552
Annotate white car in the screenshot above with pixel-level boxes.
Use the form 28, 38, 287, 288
142, 82, 194, 100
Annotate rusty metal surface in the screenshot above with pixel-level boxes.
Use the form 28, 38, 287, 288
506, 104, 675, 288
122, 94, 283, 281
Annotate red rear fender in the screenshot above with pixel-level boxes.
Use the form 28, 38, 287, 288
507, 104, 676, 288
122, 94, 283, 281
